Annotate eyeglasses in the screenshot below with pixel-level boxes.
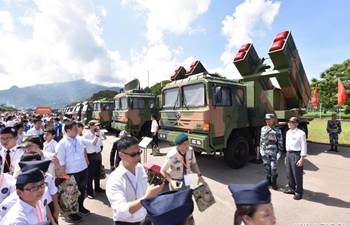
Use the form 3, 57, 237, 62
122, 150, 143, 157
24, 182, 46, 192
288, 121, 297, 124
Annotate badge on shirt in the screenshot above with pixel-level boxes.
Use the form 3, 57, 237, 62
1, 188, 8, 194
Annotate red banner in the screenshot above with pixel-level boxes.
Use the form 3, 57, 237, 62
311, 87, 318, 109
337, 79, 347, 106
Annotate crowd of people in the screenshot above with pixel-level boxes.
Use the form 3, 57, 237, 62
0, 111, 343, 225
0, 112, 106, 224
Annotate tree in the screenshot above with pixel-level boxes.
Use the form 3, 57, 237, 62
312, 59, 350, 111
144, 80, 171, 95
88, 90, 119, 101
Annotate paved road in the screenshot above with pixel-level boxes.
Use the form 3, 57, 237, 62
60, 133, 350, 225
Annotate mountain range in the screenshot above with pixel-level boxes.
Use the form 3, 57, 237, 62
0, 79, 120, 109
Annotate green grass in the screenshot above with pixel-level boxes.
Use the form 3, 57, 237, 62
308, 118, 350, 145
306, 112, 350, 119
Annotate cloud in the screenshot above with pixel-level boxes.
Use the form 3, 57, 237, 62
220, 0, 280, 79
0, 10, 15, 33
0, 0, 129, 90
121, 0, 211, 86
122, 0, 210, 44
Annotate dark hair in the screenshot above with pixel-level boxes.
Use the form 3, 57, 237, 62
76, 122, 84, 128
44, 128, 56, 136
234, 205, 258, 225
151, 114, 157, 120
20, 152, 42, 161
117, 136, 139, 152
64, 121, 77, 132
14, 122, 24, 130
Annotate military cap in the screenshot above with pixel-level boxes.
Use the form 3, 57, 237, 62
19, 159, 51, 173
175, 133, 188, 145
265, 114, 275, 120
19, 135, 43, 148
288, 117, 299, 123
228, 180, 271, 206
0, 126, 17, 136
141, 189, 194, 225
16, 168, 44, 188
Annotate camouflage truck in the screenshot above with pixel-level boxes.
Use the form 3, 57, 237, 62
158, 31, 311, 169
112, 79, 158, 137
80, 101, 93, 125
91, 99, 115, 129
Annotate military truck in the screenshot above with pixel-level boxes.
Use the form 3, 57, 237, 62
112, 79, 158, 137
80, 101, 93, 125
158, 31, 311, 169
91, 99, 114, 129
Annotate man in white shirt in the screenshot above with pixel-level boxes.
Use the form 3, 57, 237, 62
106, 136, 163, 225
26, 118, 44, 137
56, 121, 90, 222
0, 127, 25, 174
284, 117, 307, 200
83, 120, 104, 198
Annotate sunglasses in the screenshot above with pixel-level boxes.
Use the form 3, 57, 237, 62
122, 150, 143, 157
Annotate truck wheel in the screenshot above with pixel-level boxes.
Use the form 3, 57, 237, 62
224, 135, 250, 169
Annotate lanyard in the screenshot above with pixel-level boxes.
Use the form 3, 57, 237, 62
35, 201, 43, 223
125, 173, 138, 200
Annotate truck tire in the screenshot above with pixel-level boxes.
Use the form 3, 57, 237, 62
224, 135, 250, 169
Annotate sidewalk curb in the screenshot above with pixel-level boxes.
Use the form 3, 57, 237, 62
307, 140, 350, 148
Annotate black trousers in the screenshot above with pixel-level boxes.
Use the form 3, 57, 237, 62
68, 168, 88, 210
87, 153, 102, 194
285, 151, 303, 195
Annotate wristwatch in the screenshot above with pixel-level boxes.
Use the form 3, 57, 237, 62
197, 173, 202, 177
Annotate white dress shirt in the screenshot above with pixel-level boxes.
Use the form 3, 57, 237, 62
0, 146, 25, 174
0, 173, 15, 204
286, 128, 307, 156
26, 127, 44, 136
0, 198, 48, 225
43, 139, 57, 154
56, 136, 88, 174
106, 162, 148, 223
82, 130, 101, 154
151, 120, 159, 133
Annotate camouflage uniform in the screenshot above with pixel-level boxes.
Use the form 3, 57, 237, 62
327, 118, 342, 152
260, 125, 283, 188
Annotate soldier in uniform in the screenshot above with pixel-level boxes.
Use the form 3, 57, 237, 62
259, 114, 283, 190
161, 133, 206, 191
326, 112, 342, 152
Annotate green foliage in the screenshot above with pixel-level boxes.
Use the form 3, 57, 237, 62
88, 90, 119, 101
311, 59, 350, 110
0, 104, 17, 111
144, 80, 171, 95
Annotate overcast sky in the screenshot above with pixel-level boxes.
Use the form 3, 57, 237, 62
0, 0, 349, 90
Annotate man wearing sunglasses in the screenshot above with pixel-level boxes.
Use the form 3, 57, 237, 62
106, 136, 163, 225
284, 117, 307, 200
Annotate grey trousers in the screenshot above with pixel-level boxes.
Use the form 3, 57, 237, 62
285, 151, 303, 195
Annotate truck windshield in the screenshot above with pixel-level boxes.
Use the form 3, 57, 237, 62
183, 83, 205, 107
121, 97, 128, 110
131, 98, 145, 109
82, 105, 88, 112
163, 88, 179, 108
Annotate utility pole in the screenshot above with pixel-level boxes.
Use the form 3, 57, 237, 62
147, 70, 150, 87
